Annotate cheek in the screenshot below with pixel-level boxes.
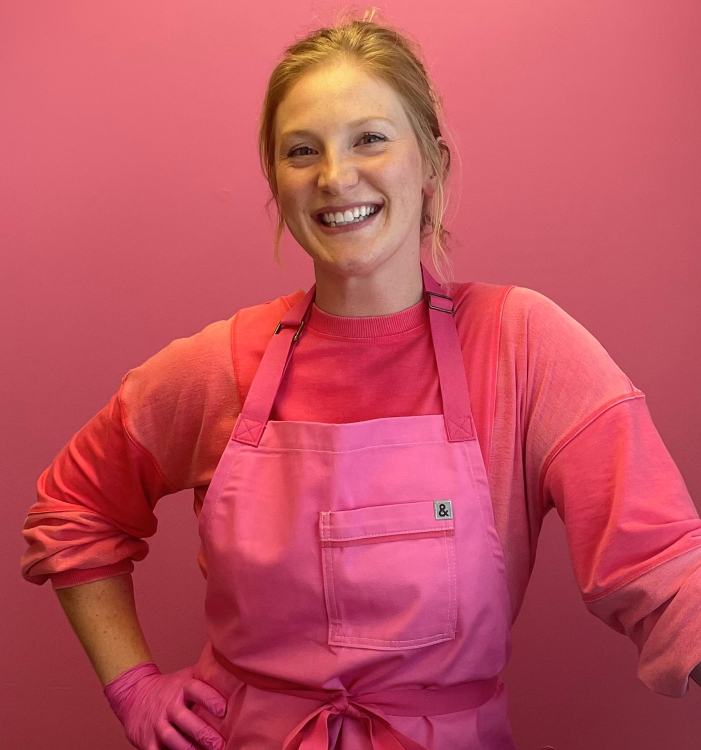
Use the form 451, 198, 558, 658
276, 188, 298, 221
384, 152, 424, 195
277, 174, 307, 214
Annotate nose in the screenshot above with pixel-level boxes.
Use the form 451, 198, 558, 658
316, 151, 359, 193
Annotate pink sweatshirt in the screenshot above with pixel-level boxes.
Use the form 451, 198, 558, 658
19, 281, 701, 698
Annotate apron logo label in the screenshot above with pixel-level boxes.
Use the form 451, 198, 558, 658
434, 500, 453, 519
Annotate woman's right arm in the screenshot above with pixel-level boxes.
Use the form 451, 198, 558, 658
54, 573, 154, 687
56, 573, 229, 750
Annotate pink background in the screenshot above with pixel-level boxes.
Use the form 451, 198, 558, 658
2, 1, 699, 747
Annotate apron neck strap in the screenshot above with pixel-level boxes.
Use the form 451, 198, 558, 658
232, 262, 475, 446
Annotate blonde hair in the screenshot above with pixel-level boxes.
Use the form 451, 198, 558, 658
257, 6, 460, 292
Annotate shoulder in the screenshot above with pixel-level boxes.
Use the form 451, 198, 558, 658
452, 279, 597, 335
119, 289, 307, 428
502, 285, 635, 390
110, 290, 306, 488
451, 278, 637, 408
234, 289, 306, 330
119, 315, 234, 409
231, 289, 307, 356
494, 285, 639, 427
124, 290, 305, 388
448, 279, 517, 341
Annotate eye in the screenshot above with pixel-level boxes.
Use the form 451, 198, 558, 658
359, 132, 386, 146
286, 132, 386, 158
288, 145, 314, 158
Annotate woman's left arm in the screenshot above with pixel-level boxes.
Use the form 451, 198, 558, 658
513, 285, 701, 697
542, 394, 701, 698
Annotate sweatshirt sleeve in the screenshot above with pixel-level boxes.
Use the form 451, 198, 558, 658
19, 294, 304, 591
19, 376, 176, 589
502, 285, 701, 697
19, 312, 241, 590
542, 395, 701, 698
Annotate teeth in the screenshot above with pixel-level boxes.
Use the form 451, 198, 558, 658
321, 205, 378, 226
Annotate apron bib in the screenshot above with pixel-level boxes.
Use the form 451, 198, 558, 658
190, 263, 516, 749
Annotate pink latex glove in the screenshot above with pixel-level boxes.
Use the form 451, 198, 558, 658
103, 661, 228, 750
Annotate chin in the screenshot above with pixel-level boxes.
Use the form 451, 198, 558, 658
317, 248, 392, 275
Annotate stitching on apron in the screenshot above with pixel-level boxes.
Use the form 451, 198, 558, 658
465, 443, 504, 574
445, 527, 458, 632
324, 513, 341, 633
322, 527, 452, 542
331, 637, 454, 644
255, 439, 446, 454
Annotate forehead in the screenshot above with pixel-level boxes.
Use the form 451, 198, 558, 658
275, 63, 408, 141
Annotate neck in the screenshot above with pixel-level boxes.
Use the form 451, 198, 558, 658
312, 254, 424, 318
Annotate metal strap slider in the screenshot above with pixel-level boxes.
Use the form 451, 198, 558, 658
274, 319, 305, 341
426, 290, 455, 313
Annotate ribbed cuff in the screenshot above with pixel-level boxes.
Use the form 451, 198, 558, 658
50, 559, 135, 589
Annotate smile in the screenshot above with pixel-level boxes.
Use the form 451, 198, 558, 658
314, 204, 383, 234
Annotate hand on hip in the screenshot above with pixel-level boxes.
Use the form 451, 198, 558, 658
104, 662, 227, 750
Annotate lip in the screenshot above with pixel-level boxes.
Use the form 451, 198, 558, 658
313, 201, 384, 220
314, 203, 383, 234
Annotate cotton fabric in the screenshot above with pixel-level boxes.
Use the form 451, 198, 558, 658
20, 280, 701, 699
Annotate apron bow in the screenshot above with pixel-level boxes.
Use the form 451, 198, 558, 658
212, 647, 500, 750
281, 689, 433, 750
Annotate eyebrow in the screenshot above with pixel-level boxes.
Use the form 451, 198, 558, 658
279, 116, 396, 142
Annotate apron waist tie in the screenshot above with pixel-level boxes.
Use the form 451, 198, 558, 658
212, 647, 500, 750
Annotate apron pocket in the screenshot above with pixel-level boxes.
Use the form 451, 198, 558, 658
319, 499, 458, 650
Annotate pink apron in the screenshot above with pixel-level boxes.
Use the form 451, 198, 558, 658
190, 263, 517, 749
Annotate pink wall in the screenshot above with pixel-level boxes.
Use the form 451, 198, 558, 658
2, 1, 699, 747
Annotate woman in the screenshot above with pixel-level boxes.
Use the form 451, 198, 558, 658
20, 12, 701, 750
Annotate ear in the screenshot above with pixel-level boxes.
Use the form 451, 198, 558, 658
422, 136, 448, 200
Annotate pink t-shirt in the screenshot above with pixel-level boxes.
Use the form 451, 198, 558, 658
19, 281, 701, 698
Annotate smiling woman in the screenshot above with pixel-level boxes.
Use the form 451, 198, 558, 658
256, 12, 456, 317
19, 6, 701, 750
273, 61, 430, 292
